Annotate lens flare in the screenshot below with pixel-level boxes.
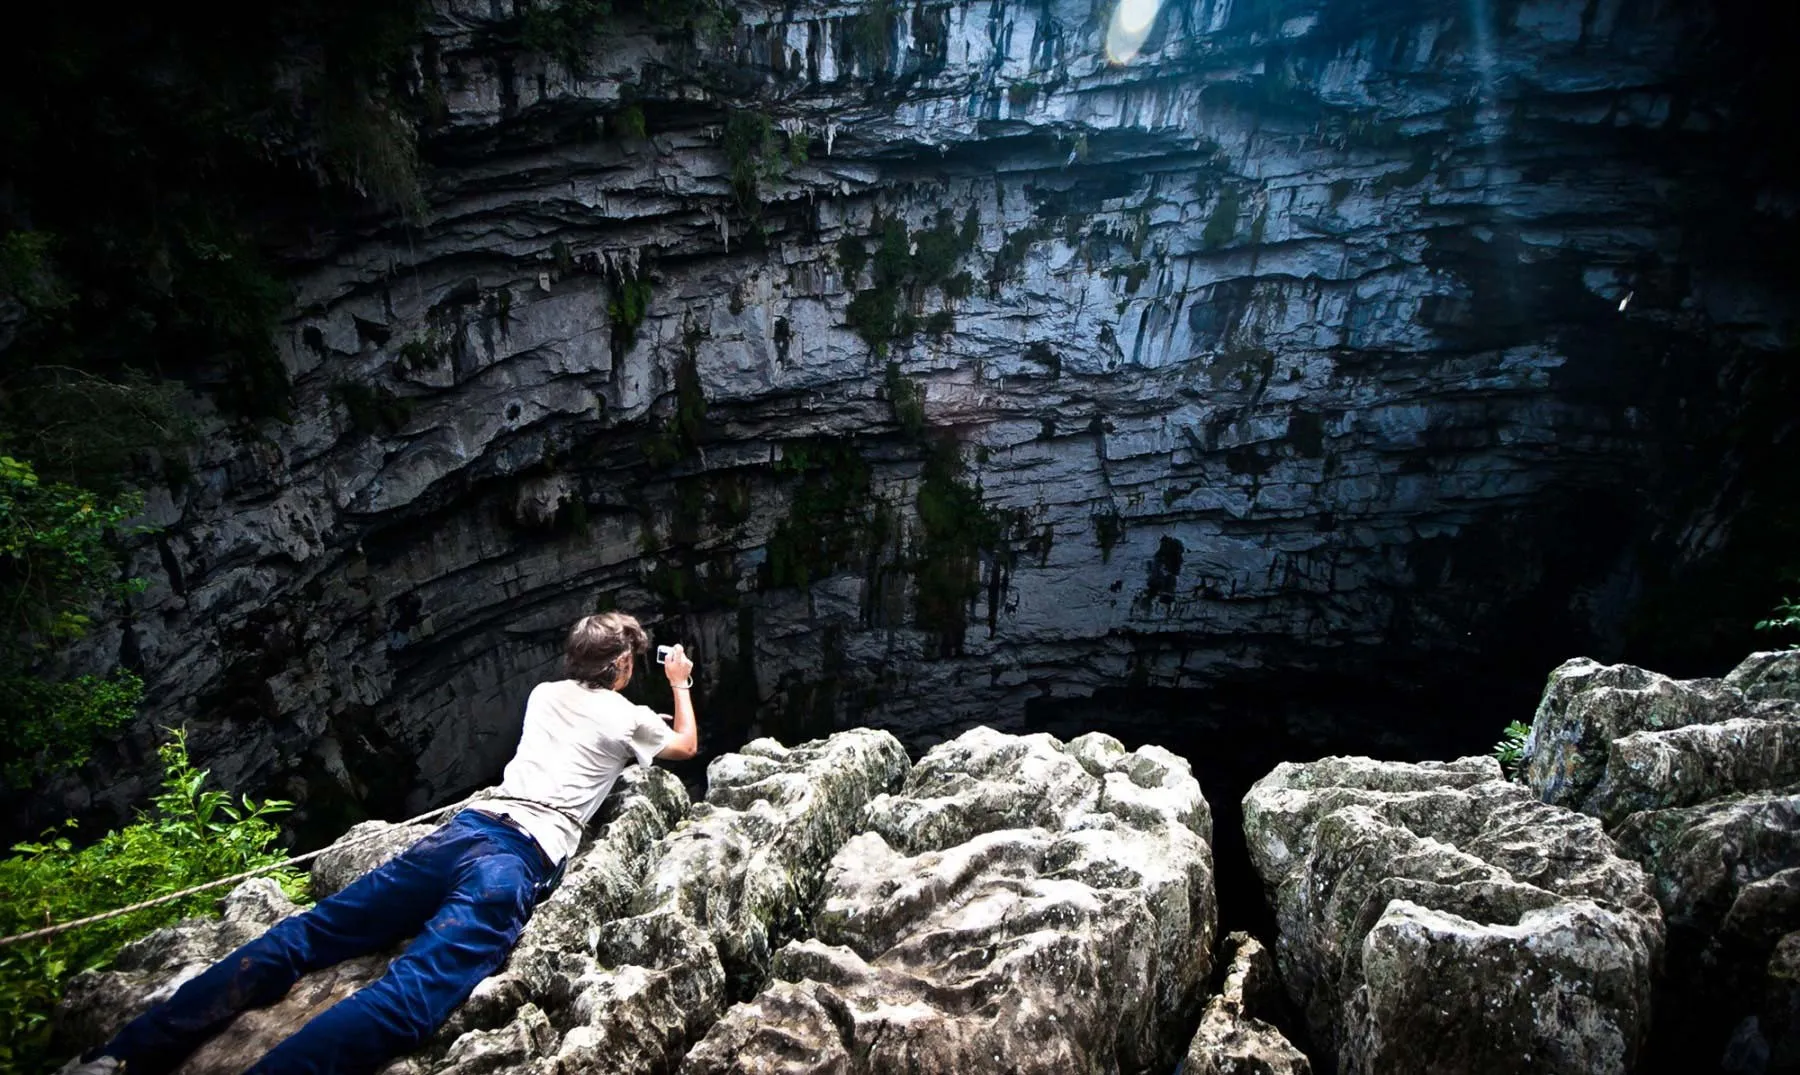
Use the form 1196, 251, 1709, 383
1106, 0, 1162, 64
1117, 0, 1159, 34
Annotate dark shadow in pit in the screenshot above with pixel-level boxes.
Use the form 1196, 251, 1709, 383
1021, 672, 1530, 946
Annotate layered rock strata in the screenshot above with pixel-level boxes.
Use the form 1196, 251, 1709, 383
1180, 931, 1311, 1075
682, 727, 1217, 1074
1243, 754, 1663, 1075
1524, 651, 1800, 1072
47, 0, 1798, 839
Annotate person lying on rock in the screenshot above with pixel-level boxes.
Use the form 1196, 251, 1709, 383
70, 611, 699, 1075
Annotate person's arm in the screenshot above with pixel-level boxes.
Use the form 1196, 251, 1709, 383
657, 644, 698, 761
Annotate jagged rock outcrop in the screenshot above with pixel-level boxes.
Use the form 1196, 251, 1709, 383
57, 766, 689, 1074
546, 727, 907, 1075
43, 0, 1798, 841
1243, 754, 1662, 1075
1180, 931, 1310, 1075
682, 727, 1216, 1074
1523, 650, 1800, 1072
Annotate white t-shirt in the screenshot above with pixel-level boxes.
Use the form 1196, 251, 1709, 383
473, 679, 677, 865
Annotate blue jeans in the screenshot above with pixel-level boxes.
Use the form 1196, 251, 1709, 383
102, 810, 547, 1075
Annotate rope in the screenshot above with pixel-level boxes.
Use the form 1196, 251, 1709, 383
0, 795, 483, 949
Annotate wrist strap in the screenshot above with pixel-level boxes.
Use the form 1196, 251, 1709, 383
673, 678, 694, 691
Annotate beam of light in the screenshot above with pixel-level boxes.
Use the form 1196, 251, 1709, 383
1117, 0, 1160, 35
1106, 0, 1163, 64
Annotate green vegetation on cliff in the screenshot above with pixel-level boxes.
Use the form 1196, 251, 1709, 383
0, 731, 304, 1071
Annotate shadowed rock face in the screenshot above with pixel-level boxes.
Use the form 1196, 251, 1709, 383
1243, 754, 1662, 1075
1524, 650, 1800, 1073
39, 0, 1799, 838
1181, 931, 1311, 1075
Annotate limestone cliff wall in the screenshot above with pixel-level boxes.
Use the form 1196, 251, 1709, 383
49, 0, 1798, 828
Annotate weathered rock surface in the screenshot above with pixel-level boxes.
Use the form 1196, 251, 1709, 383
1526, 655, 1800, 825
1523, 651, 1800, 1072
57, 766, 688, 1074
546, 728, 908, 1075
683, 727, 1216, 1074
42, 0, 1798, 845
1243, 754, 1662, 1075
1180, 931, 1311, 1075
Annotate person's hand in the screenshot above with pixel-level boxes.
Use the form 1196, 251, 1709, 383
663, 643, 694, 688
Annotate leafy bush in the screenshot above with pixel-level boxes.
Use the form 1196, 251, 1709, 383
0, 730, 305, 1070
0, 455, 145, 655
0, 671, 143, 789
1756, 597, 1800, 648
1492, 719, 1530, 780
0, 454, 154, 789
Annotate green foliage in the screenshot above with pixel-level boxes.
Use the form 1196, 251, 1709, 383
1007, 81, 1040, 108
319, 98, 427, 220
0, 729, 304, 1070
1092, 507, 1124, 563
847, 286, 902, 354
844, 210, 973, 354
0, 456, 144, 653
641, 352, 708, 467
0, 449, 163, 793
1756, 597, 1800, 648
1493, 719, 1531, 780
611, 104, 649, 140
0, 233, 72, 312
0, 368, 195, 492
910, 210, 966, 286
1203, 186, 1243, 249
991, 222, 1051, 288
608, 272, 655, 351
1, 3, 430, 431
723, 110, 796, 215
912, 443, 1003, 656
846, 0, 896, 73
885, 363, 927, 438
0, 671, 143, 790
520, 0, 614, 69
763, 441, 874, 590
332, 382, 413, 436
837, 234, 868, 281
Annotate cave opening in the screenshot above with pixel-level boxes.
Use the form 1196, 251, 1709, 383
1018, 664, 1537, 943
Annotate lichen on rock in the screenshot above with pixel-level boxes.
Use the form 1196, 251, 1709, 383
1243, 754, 1662, 1075
1522, 650, 1800, 1070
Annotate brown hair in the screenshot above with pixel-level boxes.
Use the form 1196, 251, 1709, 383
564, 612, 648, 689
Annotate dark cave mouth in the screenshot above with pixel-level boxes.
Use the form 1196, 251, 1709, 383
1016, 662, 1546, 941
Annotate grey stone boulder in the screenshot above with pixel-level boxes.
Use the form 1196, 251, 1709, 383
1524, 657, 1800, 824
57, 877, 309, 1055
682, 728, 1216, 1075
310, 819, 439, 898
1180, 931, 1310, 1075
1244, 755, 1662, 1075
548, 729, 908, 1075
1726, 651, 1800, 706
1524, 658, 1763, 813
1523, 655, 1800, 1069
1611, 789, 1800, 943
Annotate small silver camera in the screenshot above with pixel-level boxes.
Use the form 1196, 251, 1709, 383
655, 644, 675, 664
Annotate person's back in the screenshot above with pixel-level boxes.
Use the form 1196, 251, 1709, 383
477, 676, 689, 866
71, 611, 698, 1075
